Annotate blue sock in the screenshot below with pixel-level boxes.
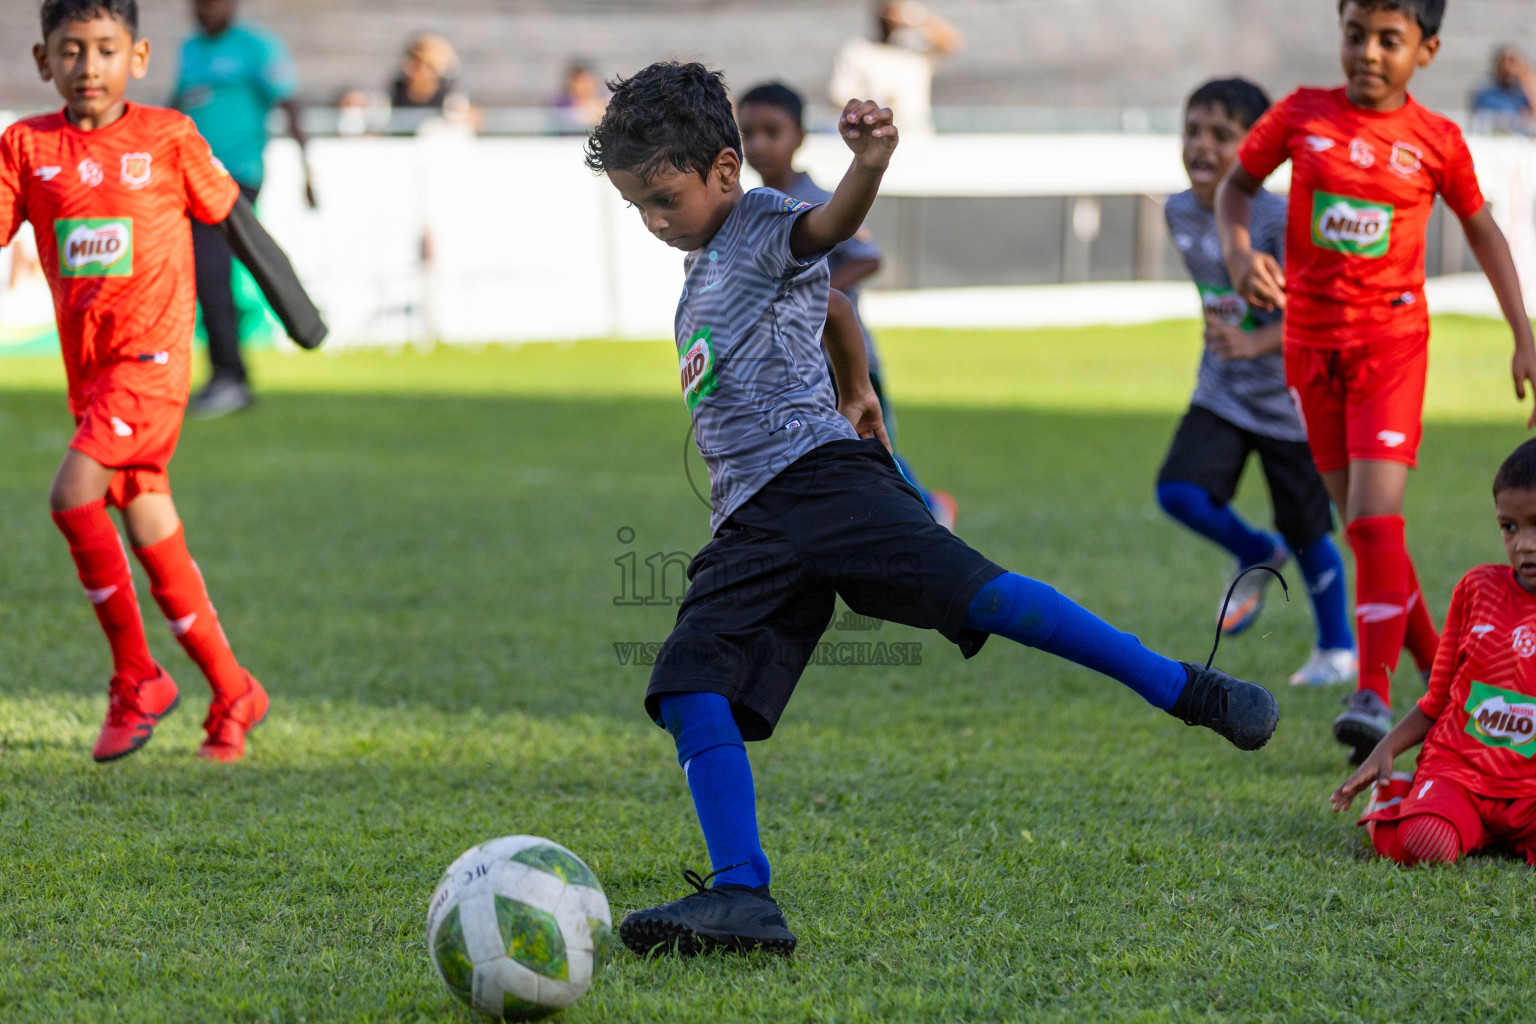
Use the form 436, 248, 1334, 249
963, 573, 1188, 710
658, 692, 771, 890
1156, 480, 1274, 567
1294, 535, 1353, 651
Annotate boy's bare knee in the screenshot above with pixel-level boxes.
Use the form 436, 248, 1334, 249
122, 493, 181, 548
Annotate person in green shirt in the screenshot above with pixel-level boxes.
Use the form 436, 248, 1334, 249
173, 0, 314, 417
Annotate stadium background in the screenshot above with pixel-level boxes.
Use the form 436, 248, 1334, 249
2, 0, 1535, 354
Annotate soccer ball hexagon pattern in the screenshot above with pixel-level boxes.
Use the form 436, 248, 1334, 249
427, 836, 613, 1021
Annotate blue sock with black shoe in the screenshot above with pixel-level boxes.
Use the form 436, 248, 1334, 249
658, 691, 771, 890
963, 572, 1188, 709
1156, 480, 1274, 567
1294, 535, 1353, 651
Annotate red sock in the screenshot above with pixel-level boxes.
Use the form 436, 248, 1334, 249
52, 500, 158, 682
133, 525, 247, 700
1347, 515, 1411, 703
1398, 814, 1461, 864
1403, 555, 1440, 673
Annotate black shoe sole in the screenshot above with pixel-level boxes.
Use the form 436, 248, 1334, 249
93, 695, 180, 763
1333, 716, 1386, 766
619, 915, 796, 958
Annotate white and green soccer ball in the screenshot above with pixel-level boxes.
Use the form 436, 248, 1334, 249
427, 836, 613, 1021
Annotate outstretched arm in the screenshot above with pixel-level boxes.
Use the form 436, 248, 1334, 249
1461, 205, 1536, 427
790, 100, 898, 260
217, 195, 327, 350
1216, 164, 1286, 312
823, 288, 889, 450
1330, 707, 1434, 812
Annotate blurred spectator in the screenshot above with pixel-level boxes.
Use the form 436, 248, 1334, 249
829, 0, 964, 135
173, 0, 315, 418
391, 33, 462, 110
550, 62, 610, 135
1471, 46, 1536, 135
389, 33, 480, 134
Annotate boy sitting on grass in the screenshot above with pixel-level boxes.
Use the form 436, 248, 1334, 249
584, 60, 1279, 958
1333, 439, 1536, 865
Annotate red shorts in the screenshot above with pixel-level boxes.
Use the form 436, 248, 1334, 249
68, 368, 185, 510
1360, 773, 1536, 866
1285, 332, 1428, 475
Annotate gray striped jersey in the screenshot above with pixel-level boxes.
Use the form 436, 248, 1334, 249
1166, 188, 1304, 441
676, 187, 858, 533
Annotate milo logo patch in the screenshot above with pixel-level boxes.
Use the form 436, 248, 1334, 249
1197, 285, 1255, 330
679, 327, 718, 410
56, 218, 133, 277
1464, 681, 1536, 757
1311, 191, 1393, 258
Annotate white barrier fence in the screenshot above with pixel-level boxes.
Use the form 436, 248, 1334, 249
2, 131, 1534, 352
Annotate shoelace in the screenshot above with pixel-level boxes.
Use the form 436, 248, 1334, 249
681, 862, 748, 895
1205, 564, 1290, 670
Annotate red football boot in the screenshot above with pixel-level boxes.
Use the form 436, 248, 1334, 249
197, 673, 269, 762
92, 667, 180, 763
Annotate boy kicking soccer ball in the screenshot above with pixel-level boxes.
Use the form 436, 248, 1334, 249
1157, 77, 1354, 686
737, 80, 958, 529
1217, 0, 1536, 762
585, 61, 1278, 958
1332, 440, 1536, 867
1, 0, 325, 762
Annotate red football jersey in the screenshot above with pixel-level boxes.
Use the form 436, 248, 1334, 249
1238, 87, 1485, 349
0, 104, 239, 411
1416, 564, 1536, 798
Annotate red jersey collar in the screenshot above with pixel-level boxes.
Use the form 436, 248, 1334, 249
1329, 85, 1421, 119
54, 101, 142, 138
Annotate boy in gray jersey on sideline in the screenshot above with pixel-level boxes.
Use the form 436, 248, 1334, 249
1156, 78, 1355, 687
585, 61, 1278, 959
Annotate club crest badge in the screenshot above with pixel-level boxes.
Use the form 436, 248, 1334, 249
1389, 141, 1423, 177
1514, 625, 1536, 659
119, 152, 152, 189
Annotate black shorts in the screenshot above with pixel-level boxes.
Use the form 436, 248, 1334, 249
645, 438, 1005, 740
1157, 404, 1333, 549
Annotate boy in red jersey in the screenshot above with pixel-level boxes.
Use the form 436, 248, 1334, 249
1217, 0, 1536, 763
1331, 439, 1536, 866
1, 0, 324, 762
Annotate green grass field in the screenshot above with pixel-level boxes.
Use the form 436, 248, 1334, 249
3, 317, 1535, 1023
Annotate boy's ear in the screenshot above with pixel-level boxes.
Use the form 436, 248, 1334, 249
1417, 34, 1441, 67
712, 147, 741, 192
33, 43, 52, 82
131, 37, 151, 80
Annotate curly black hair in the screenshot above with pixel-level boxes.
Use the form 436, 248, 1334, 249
1186, 78, 1270, 131
1338, 0, 1444, 39
584, 62, 741, 181
1495, 439, 1536, 497
41, 0, 137, 39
